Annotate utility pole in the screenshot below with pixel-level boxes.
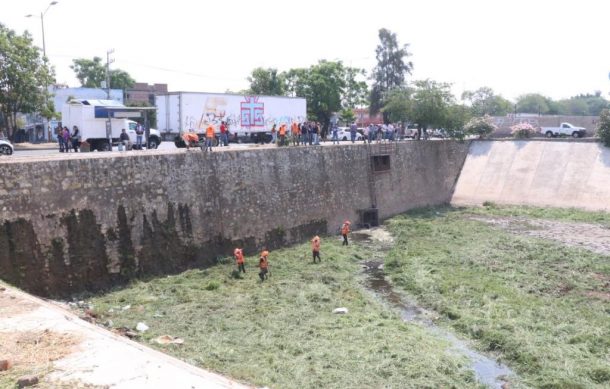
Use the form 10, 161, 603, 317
105, 49, 115, 150
106, 49, 114, 99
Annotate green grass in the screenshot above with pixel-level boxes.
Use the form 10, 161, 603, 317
88, 238, 479, 388
384, 206, 610, 388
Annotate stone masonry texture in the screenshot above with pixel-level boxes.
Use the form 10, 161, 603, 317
0, 142, 469, 297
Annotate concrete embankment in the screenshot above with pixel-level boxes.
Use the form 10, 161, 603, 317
0, 142, 468, 296
452, 140, 610, 211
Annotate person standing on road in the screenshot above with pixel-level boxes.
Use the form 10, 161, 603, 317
279, 123, 286, 146
118, 128, 130, 151
135, 123, 144, 149
57, 125, 65, 152
62, 127, 71, 152
205, 124, 215, 152
350, 123, 357, 143
220, 121, 229, 147
341, 220, 351, 246
259, 247, 269, 281
234, 248, 245, 274
71, 126, 80, 152
331, 124, 339, 144
311, 235, 321, 263
271, 124, 277, 145
291, 122, 300, 146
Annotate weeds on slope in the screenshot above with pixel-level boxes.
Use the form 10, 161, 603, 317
385, 206, 610, 388
88, 237, 479, 389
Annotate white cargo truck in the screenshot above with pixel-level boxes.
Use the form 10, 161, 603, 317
62, 99, 162, 151
155, 92, 307, 144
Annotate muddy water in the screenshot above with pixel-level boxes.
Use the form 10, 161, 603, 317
357, 230, 514, 388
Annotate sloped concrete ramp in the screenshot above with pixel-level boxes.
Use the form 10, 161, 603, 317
452, 140, 610, 211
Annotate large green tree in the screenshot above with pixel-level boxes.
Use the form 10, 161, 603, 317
370, 28, 413, 120
71, 57, 135, 90
247, 67, 285, 95
461, 87, 512, 116
407, 79, 454, 139
516, 93, 557, 114
283, 60, 367, 130
381, 87, 411, 124
0, 24, 54, 138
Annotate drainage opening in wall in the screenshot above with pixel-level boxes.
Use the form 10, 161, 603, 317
372, 155, 391, 172
358, 208, 379, 228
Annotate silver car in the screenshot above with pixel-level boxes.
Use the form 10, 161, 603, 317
0, 139, 14, 155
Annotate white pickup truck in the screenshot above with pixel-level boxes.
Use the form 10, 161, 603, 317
541, 122, 586, 138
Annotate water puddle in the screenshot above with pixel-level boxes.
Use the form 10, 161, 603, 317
359, 230, 514, 388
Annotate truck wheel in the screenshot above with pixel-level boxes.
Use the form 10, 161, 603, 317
545, 131, 553, 138
98, 141, 111, 152
0, 145, 13, 155
148, 138, 158, 149
572, 131, 579, 138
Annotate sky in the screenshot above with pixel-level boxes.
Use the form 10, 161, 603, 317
3, 0, 610, 102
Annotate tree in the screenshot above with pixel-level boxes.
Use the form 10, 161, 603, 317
71, 57, 135, 90
557, 93, 609, 116
0, 23, 55, 138
247, 67, 285, 96
516, 93, 555, 114
283, 60, 367, 130
597, 109, 610, 146
381, 87, 410, 124
71, 57, 105, 87
339, 108, 356, 126
461, 87, 512, 116
370, 28, 413, 120
407, 79, 454, 139
464, 115, 497, 139
443, 104, 471, 140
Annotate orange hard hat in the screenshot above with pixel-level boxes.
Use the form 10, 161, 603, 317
344, 220, 351, 224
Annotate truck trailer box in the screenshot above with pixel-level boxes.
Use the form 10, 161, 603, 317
156, 92, 306, 142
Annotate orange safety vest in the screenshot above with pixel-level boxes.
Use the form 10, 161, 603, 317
261, 250, 269, 259
311, 236, 321, 251
234, 249, 244, 264
279, 125, 286, 136
341, 224, 350, 235
291, 123, 299, 135
206, 126, 215, 139
259, 256, 268, 269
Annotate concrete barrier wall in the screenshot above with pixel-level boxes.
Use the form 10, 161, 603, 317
452, 140, 610, 211
0, 142, 469, 296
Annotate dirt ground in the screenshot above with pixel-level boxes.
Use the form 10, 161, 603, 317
470, 215, 610, 256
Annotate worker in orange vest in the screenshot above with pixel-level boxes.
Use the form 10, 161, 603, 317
311, 235, 321, 263
258, 247, 269, 281
234, 248, 245, 274
291, 122, 300, 146
341, 220, 351, 246
279, 124, 287, 146
205, 124, 215, 152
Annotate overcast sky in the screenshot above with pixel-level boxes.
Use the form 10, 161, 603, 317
4, 0, 610, 101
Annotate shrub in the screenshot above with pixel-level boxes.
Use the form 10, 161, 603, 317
204, 280, 220, 291
464, 115, 497, 139
510, 122, 537, 138
597, 109, 610, 146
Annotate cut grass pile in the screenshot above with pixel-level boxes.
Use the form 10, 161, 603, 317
384, 205, 610, 388
88, 238, 479, 388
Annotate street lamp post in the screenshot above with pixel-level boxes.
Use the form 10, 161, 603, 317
25, 1, 58, 142
25, 1, 58, 60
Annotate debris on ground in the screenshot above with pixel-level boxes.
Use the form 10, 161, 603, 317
153, 335, 184, 345
136, 322, 149, 332
113, 327, 139, 339
17, 375, 39, 387
332, 307, 348, 314
0, 359, 12, 371
121, 305, 131, 311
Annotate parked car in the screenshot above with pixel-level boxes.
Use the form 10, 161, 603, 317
335, 127, 363, 141
0, 139, 14, 155
541, 122, 586, 138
